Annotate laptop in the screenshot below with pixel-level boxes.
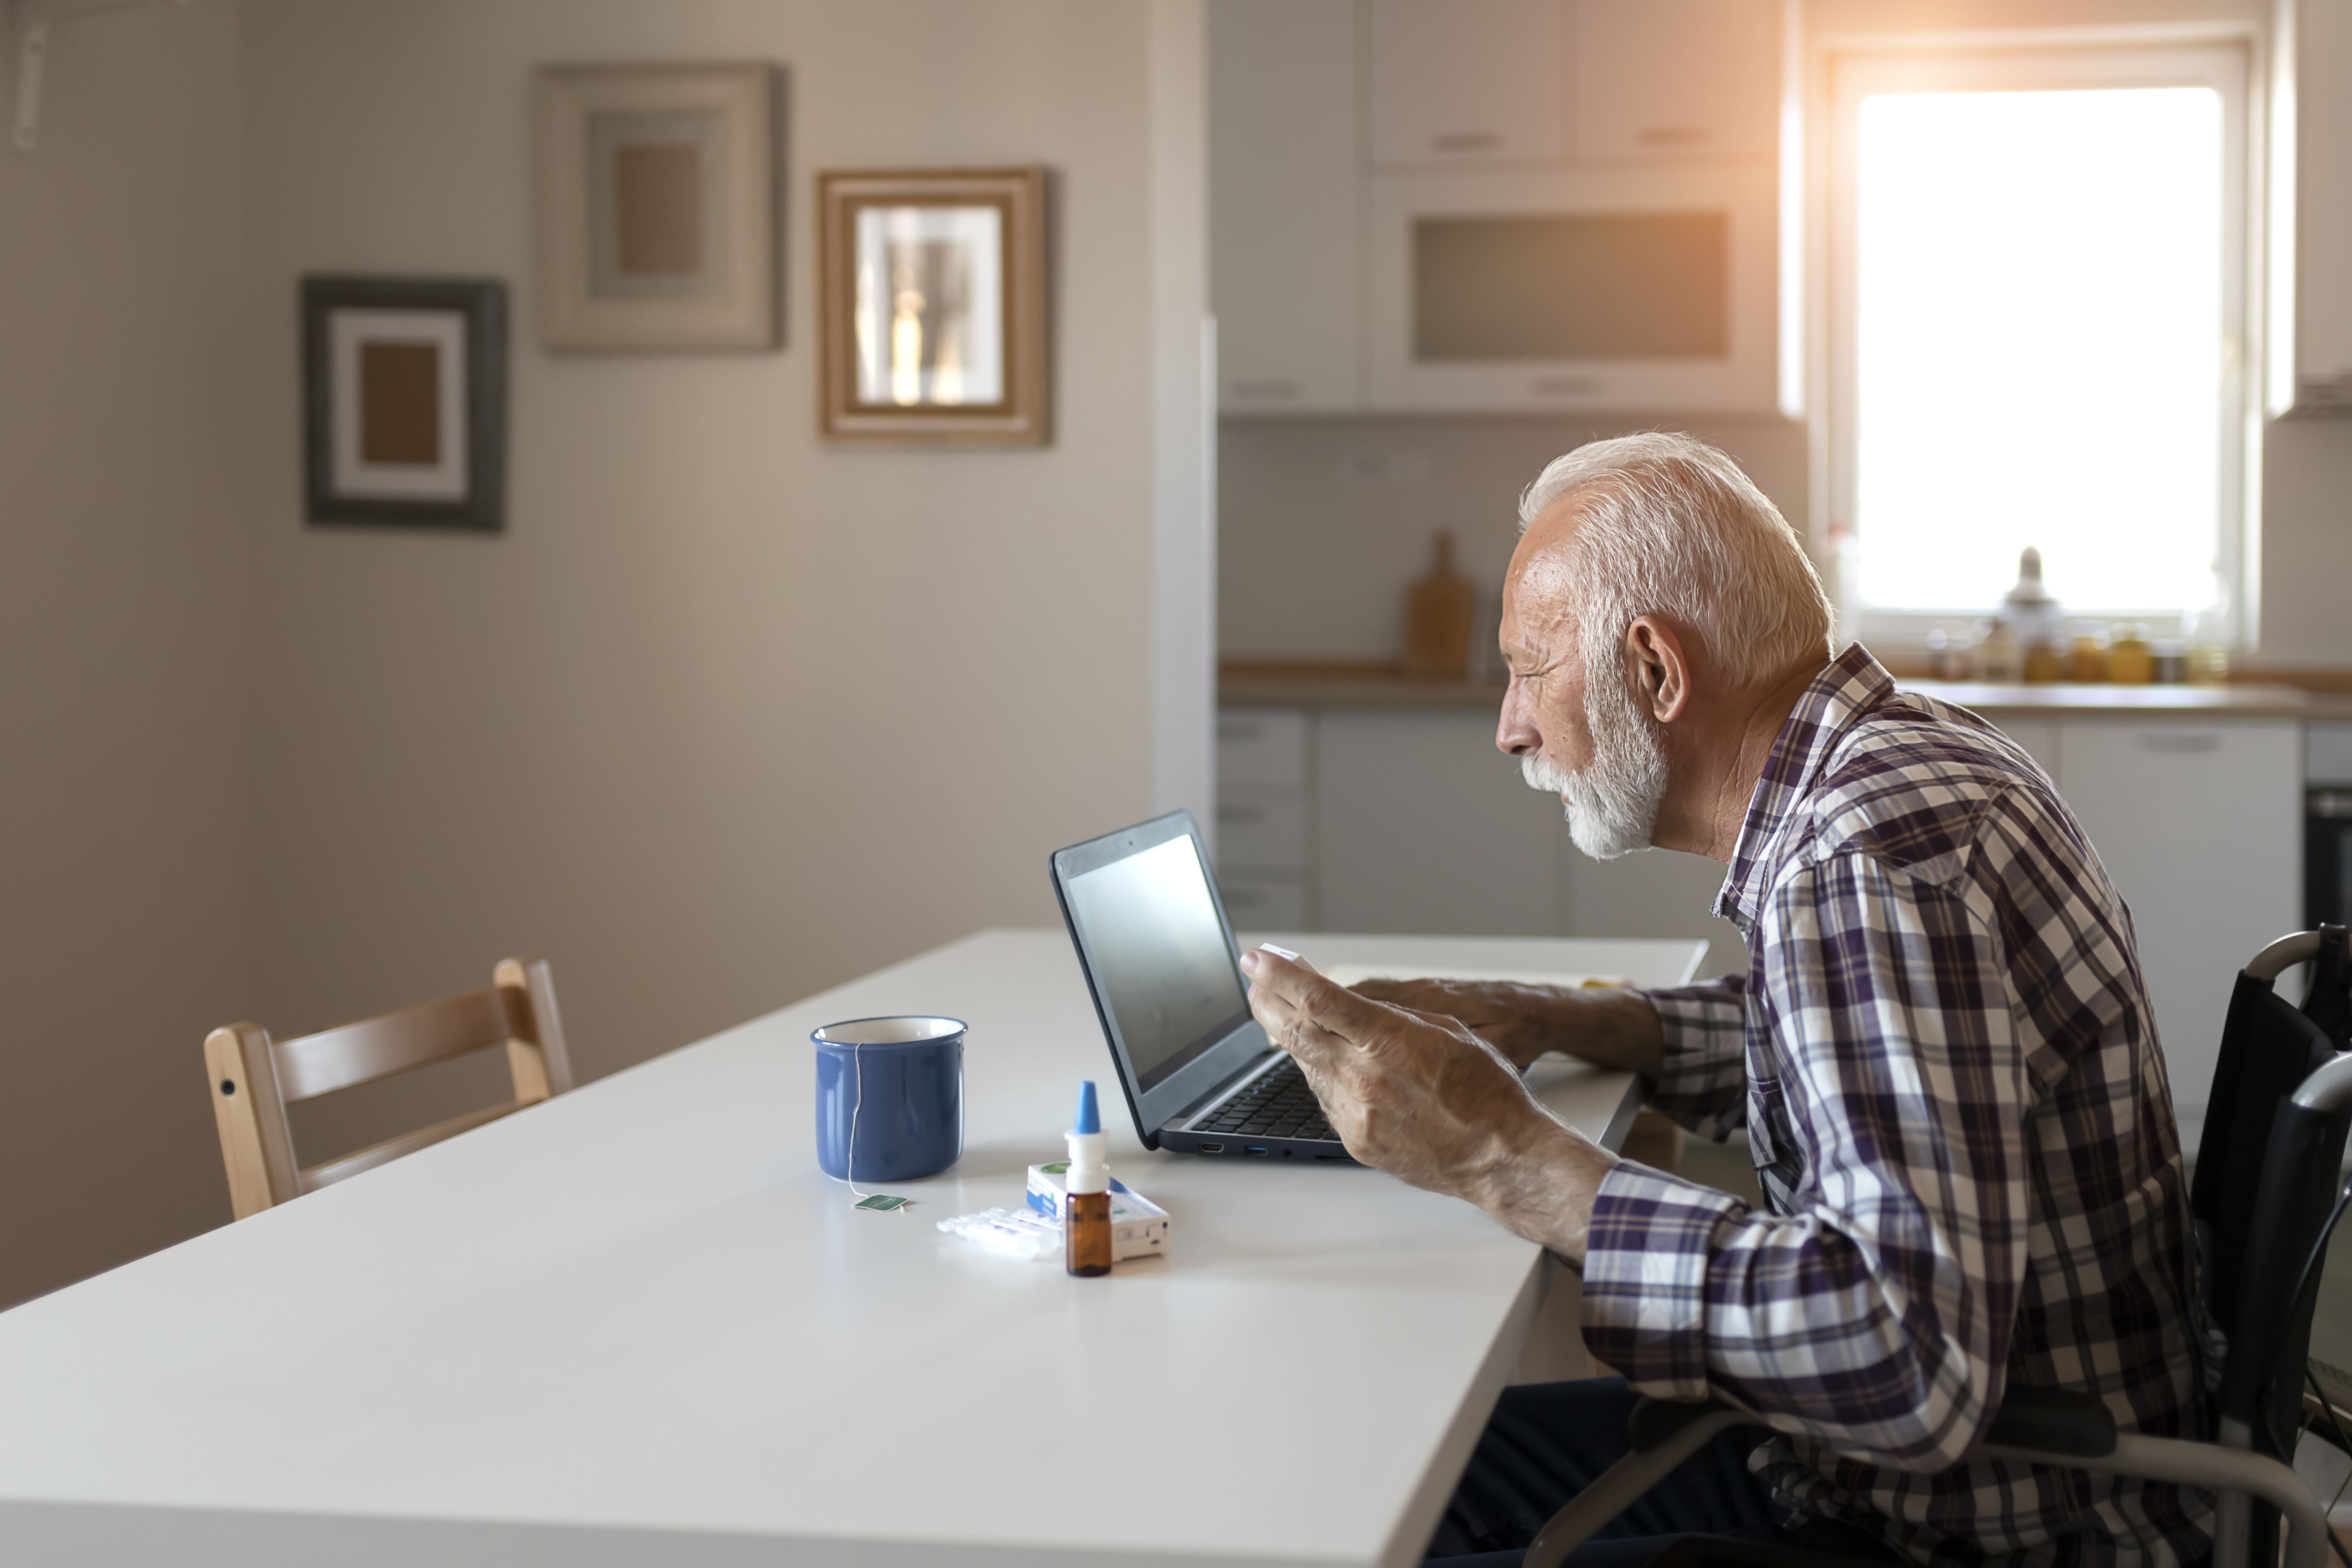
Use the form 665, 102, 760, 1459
1049, 810, 1355, 1163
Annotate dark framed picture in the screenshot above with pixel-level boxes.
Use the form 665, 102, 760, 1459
534, 63, 778, 351
302, 276, 507, 532
817, 166, 1049, 446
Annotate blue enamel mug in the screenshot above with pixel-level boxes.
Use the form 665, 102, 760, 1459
812, 1016, 965, 1182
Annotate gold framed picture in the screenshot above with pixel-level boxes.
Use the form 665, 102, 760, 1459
817, 166, 1049, 446
533, 63, 778, 352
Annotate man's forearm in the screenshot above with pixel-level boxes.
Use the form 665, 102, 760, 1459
1464, 1113, 1618, 1267
1517, 986, 1667, 1081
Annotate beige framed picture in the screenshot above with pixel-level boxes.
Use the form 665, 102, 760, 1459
534, 63, 777, 351
817, 167, 1049, 446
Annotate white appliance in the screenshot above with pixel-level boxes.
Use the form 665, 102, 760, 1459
1365, 164, 1779, 413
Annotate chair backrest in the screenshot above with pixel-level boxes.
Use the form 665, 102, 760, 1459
2187, 929, 2352, 1563
204, 957, 573, 1220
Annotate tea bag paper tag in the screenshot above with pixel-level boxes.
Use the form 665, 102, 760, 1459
853, 1193, 913, 1213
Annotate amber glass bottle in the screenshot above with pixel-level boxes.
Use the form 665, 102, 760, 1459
1065, 1189, 1112, 1277
1064, 1081, 1113, 1278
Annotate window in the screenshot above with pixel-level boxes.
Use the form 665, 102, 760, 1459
1827, 41, 2253, 635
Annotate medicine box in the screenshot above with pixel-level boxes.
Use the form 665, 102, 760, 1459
1025, 1164, 1170, 1261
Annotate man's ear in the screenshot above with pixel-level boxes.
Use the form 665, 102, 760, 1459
1623, 617, 1690, 721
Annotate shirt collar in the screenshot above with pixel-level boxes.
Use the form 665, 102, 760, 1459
1710, 643, 1896, 932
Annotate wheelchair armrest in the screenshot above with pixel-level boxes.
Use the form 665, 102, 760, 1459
1522, 1399, 1761, 1568
1629, 1395, 1740, 1451
1983, 1385, 2118, 1459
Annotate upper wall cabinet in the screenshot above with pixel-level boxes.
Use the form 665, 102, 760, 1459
1367, 0, 1568, 165
2285, 0, 2352, 413
1209, 0, 1363, 413
1572, 0, 1780, 162
1211, 0, 1786, 416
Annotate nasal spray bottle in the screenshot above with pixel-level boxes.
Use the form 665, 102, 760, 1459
1064, 1081, 1113, 1277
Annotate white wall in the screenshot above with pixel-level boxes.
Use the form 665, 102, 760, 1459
0, 3, 259, 1307
0, 0, 1211, 1305
240, 0, 1208, 1159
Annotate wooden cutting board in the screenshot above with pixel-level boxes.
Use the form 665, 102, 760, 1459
1403, 530, 1476, 680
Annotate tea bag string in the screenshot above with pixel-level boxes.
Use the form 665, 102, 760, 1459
845, 1038, 868, 1201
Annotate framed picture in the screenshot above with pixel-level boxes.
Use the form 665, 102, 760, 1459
817, 166, 1049, 446
534, 63, 778, 351
302, 276, 507, 532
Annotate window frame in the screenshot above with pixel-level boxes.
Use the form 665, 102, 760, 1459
1814, 29, 2264, 650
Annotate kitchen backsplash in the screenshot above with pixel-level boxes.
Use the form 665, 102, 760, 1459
1217, 413, 1810, 663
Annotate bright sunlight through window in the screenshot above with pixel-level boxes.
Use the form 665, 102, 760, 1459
1855, 87, 2225, 614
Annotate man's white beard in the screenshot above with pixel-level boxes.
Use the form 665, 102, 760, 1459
1521, 663, 1669, 860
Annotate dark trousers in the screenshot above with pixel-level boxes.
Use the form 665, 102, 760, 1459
1424, 1378, 1900, 1567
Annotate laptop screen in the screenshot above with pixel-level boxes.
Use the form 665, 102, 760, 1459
1062, 833, 1253, 1091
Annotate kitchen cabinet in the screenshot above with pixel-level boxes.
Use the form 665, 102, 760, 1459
1362, 162, 1779, 414
1215, 709, 1314, 929
1207, 0, 1362, 413
1316, 709, 1569, 935
1210, 0, 1786, 416
1366, 0, 1567, 166
2049, 718, 2301, 1148
2284, 0, 2352, 412
1216, 706, 1746, 969
1571, 0, 1780, 163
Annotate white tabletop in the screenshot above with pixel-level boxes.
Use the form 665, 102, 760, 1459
0, 929, 1704, 1568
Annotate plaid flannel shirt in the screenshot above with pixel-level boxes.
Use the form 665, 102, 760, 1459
1581, 644, 2211, 1566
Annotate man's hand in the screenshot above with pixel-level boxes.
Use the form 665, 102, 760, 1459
1346, 976, 1668, 1079
1239, 949, 1618, 1263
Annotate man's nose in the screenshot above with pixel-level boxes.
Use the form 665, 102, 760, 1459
1496, 686, 1539, 757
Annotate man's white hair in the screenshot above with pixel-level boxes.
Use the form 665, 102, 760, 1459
1517, 432, 1833, 691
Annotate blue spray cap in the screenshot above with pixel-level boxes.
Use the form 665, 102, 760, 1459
1073, 1080, 1101, 1135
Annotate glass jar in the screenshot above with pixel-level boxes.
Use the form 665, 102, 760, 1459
2066, 623, 2110, 683
2108, 625, 2154, 685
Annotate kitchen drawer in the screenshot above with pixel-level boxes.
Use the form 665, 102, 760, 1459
1217, 790, 1308, 870
2310, 721, 2352, 785
1219, 873, 1309, 932
1217, 708, 1310, 790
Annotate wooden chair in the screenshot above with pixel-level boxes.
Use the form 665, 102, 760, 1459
204, 957, 573, 1220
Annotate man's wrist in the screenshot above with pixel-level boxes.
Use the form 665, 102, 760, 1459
1465, 1102, 1618, 1265
1517, 986, 1666, 1080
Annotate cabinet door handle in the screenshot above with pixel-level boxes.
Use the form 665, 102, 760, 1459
1637, 126, 1710, 149
1219, 805, 1265, 824
1227, 379, 1298, 401
1430, 130, 1502, 154
2138, 732, 2222, 755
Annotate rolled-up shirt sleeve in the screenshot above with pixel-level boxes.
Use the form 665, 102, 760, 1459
1583, 849, 2033, 1475
1637, 975, 1750, 1141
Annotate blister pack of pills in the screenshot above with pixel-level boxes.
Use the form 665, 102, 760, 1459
935, 1206, 1063, 1262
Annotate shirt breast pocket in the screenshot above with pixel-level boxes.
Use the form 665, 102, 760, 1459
1746, 1076, 1805, 1211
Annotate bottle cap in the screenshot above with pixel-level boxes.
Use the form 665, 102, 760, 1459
1067, 1080, 1109, 1194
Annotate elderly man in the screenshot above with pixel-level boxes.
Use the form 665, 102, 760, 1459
1240, 434, 2208, 1566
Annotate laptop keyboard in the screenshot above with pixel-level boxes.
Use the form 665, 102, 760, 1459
1192, 1058, 1337, 1142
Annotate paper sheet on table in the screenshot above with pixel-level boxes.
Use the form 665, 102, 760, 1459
1317, 963, 1629, 991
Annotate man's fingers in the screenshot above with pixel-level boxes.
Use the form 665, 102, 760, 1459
1244, 950, 1409, 1047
